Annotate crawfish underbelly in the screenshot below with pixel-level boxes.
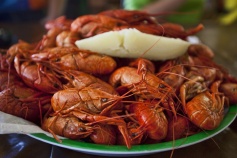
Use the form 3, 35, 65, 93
185, 92, 224, 130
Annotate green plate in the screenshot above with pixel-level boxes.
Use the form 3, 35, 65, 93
29, 105, 237, 156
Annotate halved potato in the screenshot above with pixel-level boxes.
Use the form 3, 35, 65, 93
75, 29, 191, 60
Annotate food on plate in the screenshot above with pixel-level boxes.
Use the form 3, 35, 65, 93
0, 9, 237, 149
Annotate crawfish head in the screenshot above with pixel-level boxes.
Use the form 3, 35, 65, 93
179, 76, 206, 106
6, 40, 35, 63
42, 115, 93, 140
109, 66, 172, 99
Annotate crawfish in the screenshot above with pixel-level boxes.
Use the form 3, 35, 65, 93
109, 66, 172, 99
44, 16, 73, 30
49, 70, 123, 125
14, 54, 63, 94
50, 83, 132, 148
6, 40, 36, 64
183, 80, 225, 130
51, 86, 122, 115
30, 47, 117, 75
71, 14, 127, 38
128, 100, 168, 141
42, 111, 124, 146
99, 9, 158, 25
42, 114, 93, 141
109, 66, 177, 118
0, 81, 51, 124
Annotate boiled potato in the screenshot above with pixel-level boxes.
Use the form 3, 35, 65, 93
75, 29, 191, 60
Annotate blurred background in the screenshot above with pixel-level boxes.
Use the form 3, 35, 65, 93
0, 0, 236, 43
0, 0, 236, 76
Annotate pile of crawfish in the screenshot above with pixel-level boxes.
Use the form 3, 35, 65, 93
0, 9, 237, 149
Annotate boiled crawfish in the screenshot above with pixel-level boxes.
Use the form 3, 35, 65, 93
42, 112, 118, 145
183, 80, 226, 130
30, 47, 117, 75
44, 16, 73, 30
42, 114, 93, 141
109, 66, 172, 99
0, 70, 51, 124
71, 14, 127, 38
14, 53, 63, 94
99, 9, 204, 40
128, 100, 168, 142
40, 67, 132, 148
99, 9, 158, 25
6, 40, 36, 64
109, 65, 177, 118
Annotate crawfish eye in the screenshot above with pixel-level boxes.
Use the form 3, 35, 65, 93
78, 127, 86, 132
159, 84, 165, 88
70, 75, 74, 79
54, 58, 61, 62
101, 98, 108, 103
54, 83, 60, 88
131, 132, 137, 137
117, 22, 123, 27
